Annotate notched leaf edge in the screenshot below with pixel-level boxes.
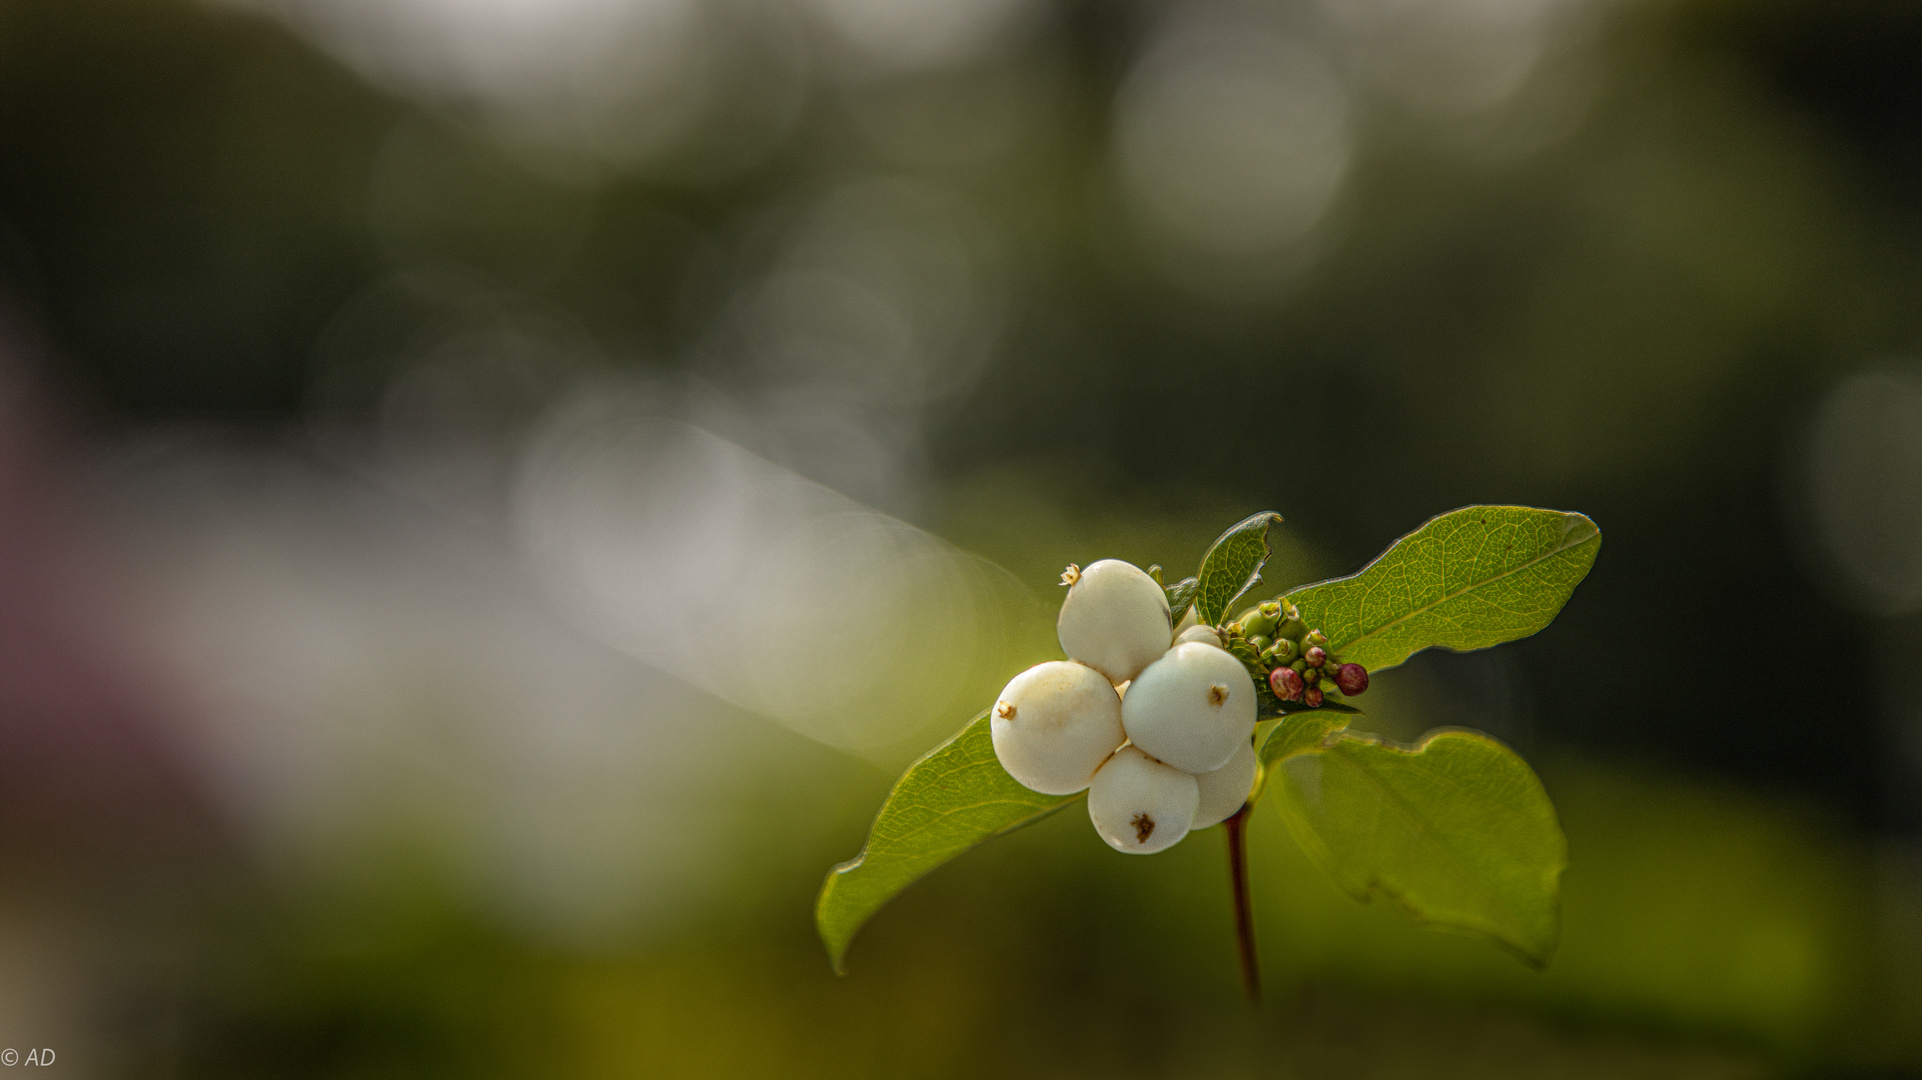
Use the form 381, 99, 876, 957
1280, 726, 1565, 969
1194, 511, 1283, 625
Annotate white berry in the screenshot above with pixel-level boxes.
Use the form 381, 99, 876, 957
1057, 560, 1171, 685
1121, 641, 1258, 773
1088, 745, 1199, 854
1174, 624, 1222, 647
1191, 737, 1258, 828
990, 661, 1126, 795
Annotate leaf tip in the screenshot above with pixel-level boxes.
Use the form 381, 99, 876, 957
816, 857, 863, 974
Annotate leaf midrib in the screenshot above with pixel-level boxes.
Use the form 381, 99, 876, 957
1321, 518, 1597, 653
875, 794, 1075, 851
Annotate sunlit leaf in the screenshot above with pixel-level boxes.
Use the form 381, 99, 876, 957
1285, 506, 1600, 673
1272, 728, 1565, 966
816, 711, 1076, 973
1248, 710, 1351, 803
1257, 709, 1351, 769
1194, 512, 1283, 626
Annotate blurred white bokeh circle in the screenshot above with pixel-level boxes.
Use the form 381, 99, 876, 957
1318, 0, 1567, 118
1114, 12, 1351, 260
1802, 367, 1922, 614
804, 0, 1040, 72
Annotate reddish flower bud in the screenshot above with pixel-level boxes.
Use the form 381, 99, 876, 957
1304, 645, 1327, 666
1269, 666, 1304, 702
1303, 686, 1323, 708
1335, 663, 1369, 696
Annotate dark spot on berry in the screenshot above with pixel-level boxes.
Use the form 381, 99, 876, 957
1207, 684, 1229, 706
996, 701, 1015, 719
1132, 813, 1156, 843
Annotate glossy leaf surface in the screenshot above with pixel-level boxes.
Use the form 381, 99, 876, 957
1194, 512, 1283, 626
1271, 728, 1565, 965
1284, 506, 1600, 673
817, 711, 1075, 972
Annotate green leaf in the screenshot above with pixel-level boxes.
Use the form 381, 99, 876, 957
1249, 710, 1351, 803
1257, 709, 1352, 768
1165, 576, 1200, 624
1284, 506, 1599, 674
816, 711, 1076, 973
1194, 512, 1284, 626
1271, 728, 1565, 965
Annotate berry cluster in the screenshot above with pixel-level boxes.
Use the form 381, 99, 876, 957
989, 560, 1259, 856
1210, 599, 1368, 711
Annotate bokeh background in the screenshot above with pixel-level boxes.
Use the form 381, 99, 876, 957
0, 0, 1919, 1074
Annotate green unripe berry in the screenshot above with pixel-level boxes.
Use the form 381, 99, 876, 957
1237, 602, 1282, 639
1247, 635, 1272, 653
1268, 638, 1297, 663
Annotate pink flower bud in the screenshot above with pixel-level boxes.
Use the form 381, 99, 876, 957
1303, 686, 1323, 708
1335, 663, 1369, 696
1269, 666, 1304, 701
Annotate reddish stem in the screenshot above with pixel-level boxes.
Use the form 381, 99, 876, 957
1223, 802, 1261, 1004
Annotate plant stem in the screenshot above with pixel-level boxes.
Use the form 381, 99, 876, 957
1223, 802, 1261, 1004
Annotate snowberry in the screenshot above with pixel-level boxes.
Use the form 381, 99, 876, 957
990, 661, 1126, 796
1121, 642, 1258, 773
1191, 737, 1258, 829
1088, 745, 1199, 854
1057, 560, 1171, 685
1174, 624, 1222, 647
